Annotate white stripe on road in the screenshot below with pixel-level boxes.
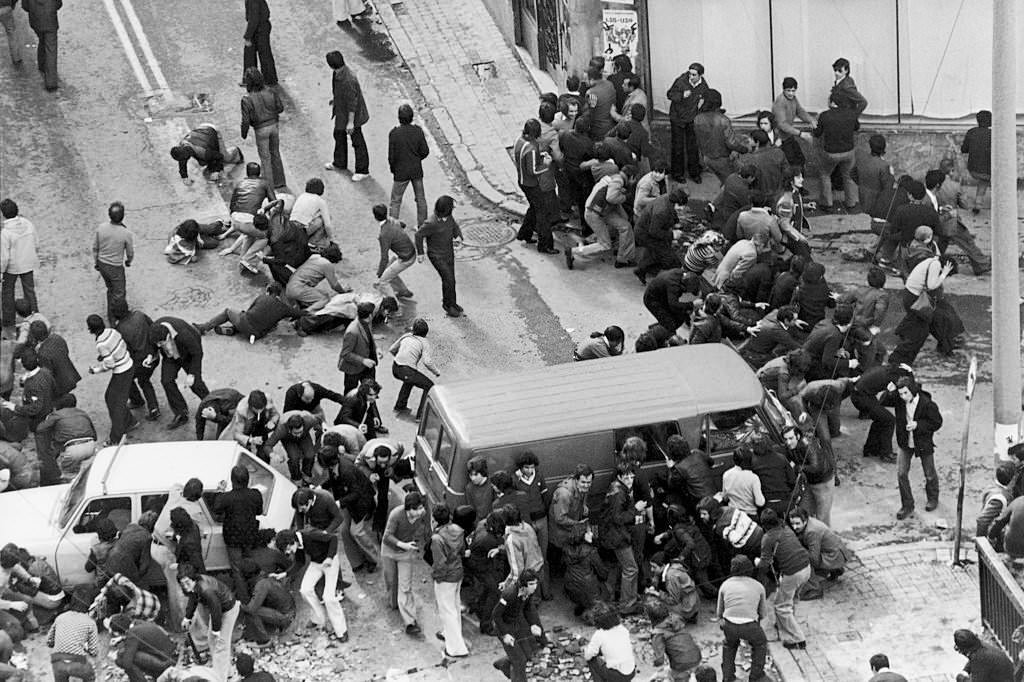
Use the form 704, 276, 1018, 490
101, 0, 154, 96
115, 0, 171, 94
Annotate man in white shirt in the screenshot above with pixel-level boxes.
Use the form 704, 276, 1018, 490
290, 178, 333, 250
583, 604, 636, 682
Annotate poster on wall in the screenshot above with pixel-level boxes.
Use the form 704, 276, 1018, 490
602, 8, 638, 63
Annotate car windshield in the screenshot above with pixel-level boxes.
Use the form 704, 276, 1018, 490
762, 390, 797, 434
59, 458, 93, 528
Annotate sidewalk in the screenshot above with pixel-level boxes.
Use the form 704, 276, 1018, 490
372, 0, 537, 215
772, 541, 980, 681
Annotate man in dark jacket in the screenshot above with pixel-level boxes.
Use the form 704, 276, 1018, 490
952, 628, 1013, 682
109, 614, 175, 682
812, 95, 860, 211
282, 380, 344, 421
885, 377, 942, 520
492, 569, 545, 682
149, 316, 209, 430
758, 510, 811, 648
415, 195, 463, 317
666, 62, 710, 183
326, 50, 369, 179
169, 125, 243, 185
243, 0, 277, 86
178, 564, 240, 680
193, 283, 301, 342
29, 322, 79, 403
877, 179, 940, 264
34, 399, 96, 481
634, 188, 686, 283
739, 305, 801, 370
0, 349, 58, 483
388, 103, 430, 226
710, 166, 755, 231
643, 267, 700, 336
693, 89, 747, 183
212, 465, 264, 601
22, 0, 60, 90
112, 302, 160, 422
315, 444, 379, 572
104, 511, 158, 586
802, 305, 857, 381
663, 435, 715, 517
238, 559, 294, 644
600, 463, 640, 614
337, 302, 377, 393
335, 378, 385, 439
851, 364, 909, 462
781, 425, 835, 527
751, 440, 797, 516
194, 387, 244, 440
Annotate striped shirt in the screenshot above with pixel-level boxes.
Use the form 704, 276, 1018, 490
94, 328, 133, 374
47, 610, 99, 657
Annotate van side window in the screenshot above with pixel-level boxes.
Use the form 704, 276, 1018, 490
436, 429, 455, 475
420, 406, 442, 458
614, 422, 680, 462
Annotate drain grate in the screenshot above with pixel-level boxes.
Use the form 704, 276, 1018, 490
459, 219, 517, 248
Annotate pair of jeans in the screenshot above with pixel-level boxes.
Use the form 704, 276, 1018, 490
242, 27, 277, 85
116, 649, 171, 682
377, 254, 415, 297
333, 127, 369, 174
339, 508, 379, 568
578, 208, 634, 263
818, 149, 858, 208
189, 601, 239, 681
563, 166, 593, 230
605, 544, 638, 609
96, 262, 126, 324
936, 219, 990, 273
0, 272, 36, 327
33, 29, 58, 89
670, 120, 700, 180
300, 559, 348, 635
0, 7, 19, 64
428, 254, 458, 310
51, 655, 94, 682
803, 476, 835, 527
769, 564, 810, 643
105, 370, 134, 443
851, 390, 895, 456
587, 657, 636, 682
160, 355, 209, 418
226, 545, 252, 602
382, 556, 418, 626
897, 447, 938, 510
254, 124, 285, 190
128, 361, 158, 413
390, 177, 427, 226
392, 363, 433, 413
720, 619, 767, 682
434, 580, 469, 655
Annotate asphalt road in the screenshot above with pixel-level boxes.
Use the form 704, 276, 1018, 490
1, 1, 1023, 679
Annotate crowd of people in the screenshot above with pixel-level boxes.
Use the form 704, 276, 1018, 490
0, 0, 1011, 678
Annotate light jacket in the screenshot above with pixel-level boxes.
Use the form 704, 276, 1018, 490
1, 216, 38, 274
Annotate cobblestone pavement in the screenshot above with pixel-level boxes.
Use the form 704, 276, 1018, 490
373, 0, 536, 214
771, 542, 980, 681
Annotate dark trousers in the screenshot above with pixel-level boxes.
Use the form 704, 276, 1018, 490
283, 436, 316, 480
588, 657, 635, 682
343, 366, 375, 394
897, 448, 938, 510
670, 120, 700, 180
226, 545, 252, 602
245, 606, 293, 642
851, 390, 895, 457
195, 415, 229, 440
780, 136, 806, 169
33, 29, 57, 89
128, 361, 159, 412
564, 166, 593, 229
937, 221, 990, 274
392, 363, 433, 413
494, 635, 537, 682
117, 650, 172, 682
242, 27, 277, 86
96, 262, 127, 324
160, 356, 209, 418
428, 254, 457, 310
34, 428, 62, 485
1, 271, 36, 327
333, 127, 369, 174
518, 185, 556, 251
52, 657, 95, 682
105, 370, 134, 443
721, 619, 767, 682
635, 243, 681, 279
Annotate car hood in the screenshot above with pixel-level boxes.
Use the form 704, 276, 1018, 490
0, 485, 68, 547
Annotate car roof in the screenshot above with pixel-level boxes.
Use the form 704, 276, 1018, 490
431, 344, 764, 449
85, 441, 248, 497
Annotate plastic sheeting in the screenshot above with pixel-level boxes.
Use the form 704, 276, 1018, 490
646, 0, 1024, 119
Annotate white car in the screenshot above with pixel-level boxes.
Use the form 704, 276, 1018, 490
0, 440, 297, 587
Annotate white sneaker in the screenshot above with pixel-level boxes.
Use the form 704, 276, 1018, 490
351, 173, 369, 182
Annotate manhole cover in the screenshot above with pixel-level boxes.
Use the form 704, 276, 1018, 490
459, 220, 517, 248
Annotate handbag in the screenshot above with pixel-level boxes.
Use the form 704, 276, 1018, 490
910, 289, 934, 321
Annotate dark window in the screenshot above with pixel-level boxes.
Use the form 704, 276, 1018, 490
75, 497, 131, 534
614, 422, 681, 463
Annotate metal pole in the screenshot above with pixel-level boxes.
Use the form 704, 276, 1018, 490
953, 356, 978, 565
895, 0, 901, 124
769, 0, 776, 101
991, 0, 1020, 463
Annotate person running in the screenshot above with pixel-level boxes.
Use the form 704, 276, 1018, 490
85, 315, 134, 447
149, 317, 209, 430
415, 196, 463, 318
388, 318, 440, 416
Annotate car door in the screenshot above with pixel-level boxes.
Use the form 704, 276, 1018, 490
56, 495, 132, 587
201, 492, 229, 571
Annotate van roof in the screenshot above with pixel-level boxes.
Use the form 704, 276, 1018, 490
431, 345, 764, 448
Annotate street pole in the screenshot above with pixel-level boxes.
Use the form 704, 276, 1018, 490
953, 356, 978, 566
991, 0, 1020, 464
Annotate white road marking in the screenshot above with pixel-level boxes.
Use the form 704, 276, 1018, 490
115, 0, 171, 94
100, 0, 153, 96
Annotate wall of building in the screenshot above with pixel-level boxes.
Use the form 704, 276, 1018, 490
481, 0, 516, 43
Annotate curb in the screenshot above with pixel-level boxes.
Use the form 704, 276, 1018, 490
370, 0, 528, 217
